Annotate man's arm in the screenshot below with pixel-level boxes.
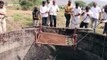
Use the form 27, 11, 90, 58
57, 5, 59, 12
81, 12, 85, 16
0, 7, 6, 15
64, 5, 67, 12
99, 12, 102, 20
99, 7, 102, 21
0, 11, 6, 15
75, 7, 81, 16
0, 13, 5, 15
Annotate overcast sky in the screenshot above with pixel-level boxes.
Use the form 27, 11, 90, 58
56, 0, 107, 7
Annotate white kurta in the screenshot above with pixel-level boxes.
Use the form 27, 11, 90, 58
0, 7, 6, 33
49, 4, 59, 15
47, 3, 52, 12
71, 7, 81, 29
90, 6, 101, 29
40, 5, 48, 17
91, 6, 101, 19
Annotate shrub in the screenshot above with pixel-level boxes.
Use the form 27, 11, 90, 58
19, 0, 42, 10
19, 1, 33, 10
88, 2, 94, 7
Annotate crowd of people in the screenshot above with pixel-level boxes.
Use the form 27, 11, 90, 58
33, 0, 59, 27
32, 0, 107, 35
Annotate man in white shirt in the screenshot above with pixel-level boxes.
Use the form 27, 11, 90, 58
40, 1, 48, 26
46, 0, 52, 11
90, 2, 101, 32
0, 1, 6, 33
46, 0, 52, 26
49, 1, 59, 27
71, 3, 81, 29
101, 5, 107, 35
80, 6, 93, 28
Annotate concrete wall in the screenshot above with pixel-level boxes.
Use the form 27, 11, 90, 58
0, 27, 106, 60
0, 28, 36, 60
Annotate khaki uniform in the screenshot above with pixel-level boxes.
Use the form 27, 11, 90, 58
0, 7, 6, 33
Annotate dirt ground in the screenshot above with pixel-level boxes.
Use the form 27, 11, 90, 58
6, 9, 32, 31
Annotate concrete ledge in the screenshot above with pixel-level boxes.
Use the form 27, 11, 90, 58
0, 27, 106, 60
0, 28, 36, 60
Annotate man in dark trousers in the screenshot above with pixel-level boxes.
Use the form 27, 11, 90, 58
32, 6, 40, 26
49, 1, 59, 27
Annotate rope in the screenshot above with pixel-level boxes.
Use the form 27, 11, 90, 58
76, 23, 107, 59
72, 12, 100, 45
76, 22, 101, 45
76, 32, 90, 44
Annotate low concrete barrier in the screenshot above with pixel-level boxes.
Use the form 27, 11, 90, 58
0, 27, 106, 60
0, 28, 35, 60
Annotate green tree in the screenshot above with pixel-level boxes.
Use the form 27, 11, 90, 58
88, 2, 94, 7
19, 0, 42, 10
20, 0, 33, 10
75, 1, 86, 7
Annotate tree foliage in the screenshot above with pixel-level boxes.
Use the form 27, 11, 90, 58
88, 2, 94, 7
19, 0, 33, 10
19, 0, 42, 10
75, 1, 86, 7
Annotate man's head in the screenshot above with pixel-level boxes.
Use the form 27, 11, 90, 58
104, 5, 107, 13
53, 0, 56, 5
85, 6, 90, 12
42, 1, 46, 6
34, 6, 38, 11
93, 2, 97, 7
75, 3, 79, 8
46, 0, 50, 4
68, 0, 71, 6
0, 1, 4, 8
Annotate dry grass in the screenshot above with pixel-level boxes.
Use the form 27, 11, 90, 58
6, 9, 32, 31
57, 9, 66, 27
